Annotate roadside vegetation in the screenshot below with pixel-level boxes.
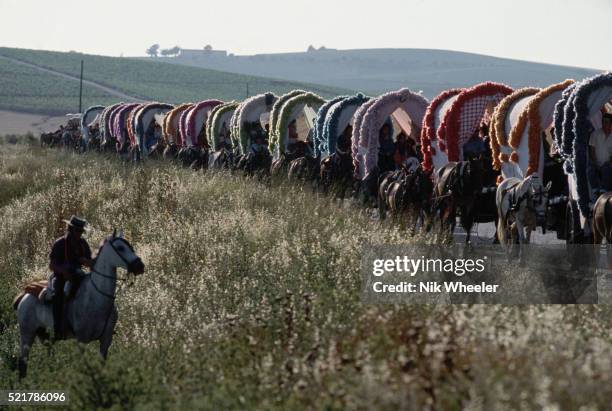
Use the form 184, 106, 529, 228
1, 140, 611, 410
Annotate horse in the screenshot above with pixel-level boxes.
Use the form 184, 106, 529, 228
287, 155, 320, 185
40, 132, 55, 147
208, 148, 234, 170
593, 192, 612, 245
378, 160, 433, 231
236, 149, 272, 178
270, 155, 289, 177
100, 137, 118, 154
496, 175, 551, 258
378, 168, 407, 221
13, 231, 145, 378
320, 147, 355, 199
85, 129, 102, 153
433, 157, 485, 244
176, 147, 208, 170
147, 142, 166, 160
163, 144, 179, 161
270, 141, 312, 177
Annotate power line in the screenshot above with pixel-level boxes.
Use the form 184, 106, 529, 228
78, 60, 84, 113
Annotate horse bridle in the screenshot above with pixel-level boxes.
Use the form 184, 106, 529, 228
507, 181, 546, 214
90, 238, 138, 300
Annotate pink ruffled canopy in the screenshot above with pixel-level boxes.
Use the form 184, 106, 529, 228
360, 88, 429, 177
351, 99, 377, 178
177, 107, 192, 147
182, 99, 223, 147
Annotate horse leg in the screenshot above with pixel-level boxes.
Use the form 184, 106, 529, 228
99, 308, 118, 360
515, 219, 526, 264
447, 206, 457, 242
411, 207, 420, 236
525, 221, 533, 244
593, 222, 603, 245
461, 205, 474, 245
378, 189, 387, 221
18, 326, 36, 379
439, 203, 452, 240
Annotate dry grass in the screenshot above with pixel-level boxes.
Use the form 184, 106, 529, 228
1, 142, 611, 410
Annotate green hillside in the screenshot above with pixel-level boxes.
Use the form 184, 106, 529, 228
0, 47, 351, 115
0, 58, 117, 114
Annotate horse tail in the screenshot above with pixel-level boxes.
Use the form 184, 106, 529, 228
605, 194, 612, 242
497, 214, 507, 245
496, 188, 508, 245
13, 292, 26, 310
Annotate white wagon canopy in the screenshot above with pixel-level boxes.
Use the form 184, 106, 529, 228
353, 88, 428, 179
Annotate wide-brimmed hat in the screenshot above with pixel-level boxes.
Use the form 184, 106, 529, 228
63, 215, 88, 232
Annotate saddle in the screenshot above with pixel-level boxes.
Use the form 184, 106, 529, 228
12, 272, 85, 310
501, 182, 523, 213
438, 164, 459, 196
12, 280, 49, 310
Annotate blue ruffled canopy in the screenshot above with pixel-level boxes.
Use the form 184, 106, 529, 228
312, 96, 347, 157
322, 93, 370, 156
555, 72, 612, 218
553, 83, 576, 171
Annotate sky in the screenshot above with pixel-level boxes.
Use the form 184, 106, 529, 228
0, 0, 609, 69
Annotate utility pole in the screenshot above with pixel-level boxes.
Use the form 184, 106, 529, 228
78, 59, 84, 113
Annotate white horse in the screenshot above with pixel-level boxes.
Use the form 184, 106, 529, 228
496, 175, 551, 258
13, 231, 145, 378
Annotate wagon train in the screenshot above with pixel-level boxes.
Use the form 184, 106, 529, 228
42, 73, 612, 246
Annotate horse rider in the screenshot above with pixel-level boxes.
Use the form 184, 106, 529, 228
287, 119, 300, 153
378, 123, 396, 173
58, 125, 70, 147
393, 132, 418, 168
462, 129, 488, 161
218, 122, 233, 150
337, 125, 352, 153
249, 134, 268, 154
588, 112, 612, 196
144, 120, 160, 152
49, 216, 93, 340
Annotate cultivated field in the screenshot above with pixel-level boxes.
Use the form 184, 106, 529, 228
1, 140, 612, 410
0, 57, 116, 115
0, 47, 350, 115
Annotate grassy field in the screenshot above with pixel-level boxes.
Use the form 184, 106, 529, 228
0, 58, 117, 115
0, 47, 351, 115
1, 140, 612, 410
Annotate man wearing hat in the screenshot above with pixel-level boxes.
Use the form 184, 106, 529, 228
588, 112, 612, 196
48, 216, 93, 340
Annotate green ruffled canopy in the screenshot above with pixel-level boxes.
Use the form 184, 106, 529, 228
268, 90, 307, 154
275, 92, 326, 156
207, 101, 239, 150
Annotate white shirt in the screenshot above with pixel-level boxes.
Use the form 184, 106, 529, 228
589, 128, 612, 167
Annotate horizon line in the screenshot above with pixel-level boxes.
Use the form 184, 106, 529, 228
0, 44, 606, 73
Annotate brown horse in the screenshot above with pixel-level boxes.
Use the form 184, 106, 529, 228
236, 150, 272, 178
209, 148, 233, 170
40, 132, 57, 147
593, 192, 612, 244
320, 127, 355, 199
270, 141, 312, 177
379, 165, 433, 231
288, 155, 320, 185
433, 158, 485, 244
